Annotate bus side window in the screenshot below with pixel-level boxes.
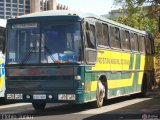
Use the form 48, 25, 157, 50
146, 38, 152, 55
148, 32, 155, 55
110, 26, 120, 48
121, 30, 130, 50
85, 22, 96, 49
102, 24, 109, 47
96, 22, 103, 46
130, 33, 138, 51
151, 40, 155, 55
139, 36, 145, 53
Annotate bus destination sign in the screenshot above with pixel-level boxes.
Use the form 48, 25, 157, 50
12, 23, 38, 29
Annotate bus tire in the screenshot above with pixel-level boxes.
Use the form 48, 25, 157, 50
32, 102, 46, 111
94, 80, 105, 108
140, 75, 148, 97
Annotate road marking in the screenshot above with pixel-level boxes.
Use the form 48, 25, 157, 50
75, 98, 152, 114
0, 103, 31, 109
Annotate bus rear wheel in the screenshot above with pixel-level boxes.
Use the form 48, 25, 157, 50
32, 102, 46, 111
140, 75, 148, 97
94, 80, 105, 108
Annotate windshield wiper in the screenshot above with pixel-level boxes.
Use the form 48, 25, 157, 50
21, 46, 58, 64
44, 46, 56, 62
21, 47, 36, 64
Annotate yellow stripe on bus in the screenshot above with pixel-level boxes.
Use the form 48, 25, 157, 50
138, 72, 143, 85
90, 81, 97, 91
89, 52, 147, 91
90, 52, 136, 91
92, 50, 131, 71
107, 54, 136, 89
0, 76, 5, 90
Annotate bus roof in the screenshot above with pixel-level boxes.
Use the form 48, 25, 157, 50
0, 19, 7, 28
11, 10, 146, 34
19, 10, 95, 19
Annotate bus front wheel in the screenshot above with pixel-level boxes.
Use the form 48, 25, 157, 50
32, 102, 46, 111
94, 80, 105, 108
140, 75, 148, 97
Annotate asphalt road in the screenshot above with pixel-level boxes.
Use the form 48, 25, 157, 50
0, 89, 160, 120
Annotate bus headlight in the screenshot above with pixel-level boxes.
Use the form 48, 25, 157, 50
67, 94, 76, 100
58, 94, 67, 100
15, 94, 23, 100
7, 94, 14, 99
58, 94, 76, 100
74, 75, 81, 80
48, 95, 53, 99
26, 95, 30, 99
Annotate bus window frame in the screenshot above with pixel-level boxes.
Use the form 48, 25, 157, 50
138, 35, 146, 54
95, 21, 103, 46
148, 33, 155, 55
109, 26, 121, 50
85, 22, 96, 49
102, 23, 109, 48
130, 32, 139, 53
151, 39, 155, 55
96, 23, 110, 49
120, 29, 131, 52
84, 20, 97, 65
145, 37, 152, 55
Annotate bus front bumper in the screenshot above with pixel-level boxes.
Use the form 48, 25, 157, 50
5, 90, 84, 104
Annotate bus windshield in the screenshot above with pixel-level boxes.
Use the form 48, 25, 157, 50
7, 22, 82, 64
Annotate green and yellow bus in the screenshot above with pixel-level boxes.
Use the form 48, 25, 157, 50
0, 19, 6, 100
5, 10, 155, 110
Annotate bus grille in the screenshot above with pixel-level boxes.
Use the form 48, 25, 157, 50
7, 76, 74, 90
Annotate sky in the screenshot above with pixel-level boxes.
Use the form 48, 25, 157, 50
57, 0, 117, 15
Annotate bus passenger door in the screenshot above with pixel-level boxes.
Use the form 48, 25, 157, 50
84, 20, 97, 102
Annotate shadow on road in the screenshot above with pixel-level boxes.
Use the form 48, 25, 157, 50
83, 93, 160, 120
0, 92, 160, 120
17, 94, 156, 117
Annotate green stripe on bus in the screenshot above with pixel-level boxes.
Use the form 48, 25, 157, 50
129, 54, 134, 70
136, 54, 141, 69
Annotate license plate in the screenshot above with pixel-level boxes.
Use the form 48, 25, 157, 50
33, 94, 46, 100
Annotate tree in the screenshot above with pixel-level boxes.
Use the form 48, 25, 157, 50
113, 0, 159, 55
113, 0, 159, 37
114, 0, 160, 16
113, 0, 160, 86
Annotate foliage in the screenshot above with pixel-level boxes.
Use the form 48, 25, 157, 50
113, 0, 160, 85
113, 0, 159, 37
113, 0, 160, 53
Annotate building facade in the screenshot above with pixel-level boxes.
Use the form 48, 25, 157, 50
101, 9, 127, 19
0, 0, 68, 19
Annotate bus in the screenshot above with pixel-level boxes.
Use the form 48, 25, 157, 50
0, 19, 6, 100
5, 10, 155, 110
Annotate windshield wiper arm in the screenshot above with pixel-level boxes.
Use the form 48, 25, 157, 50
21, 46, 57, 64
21, 47, 35, 64
44, 46, 56, 62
